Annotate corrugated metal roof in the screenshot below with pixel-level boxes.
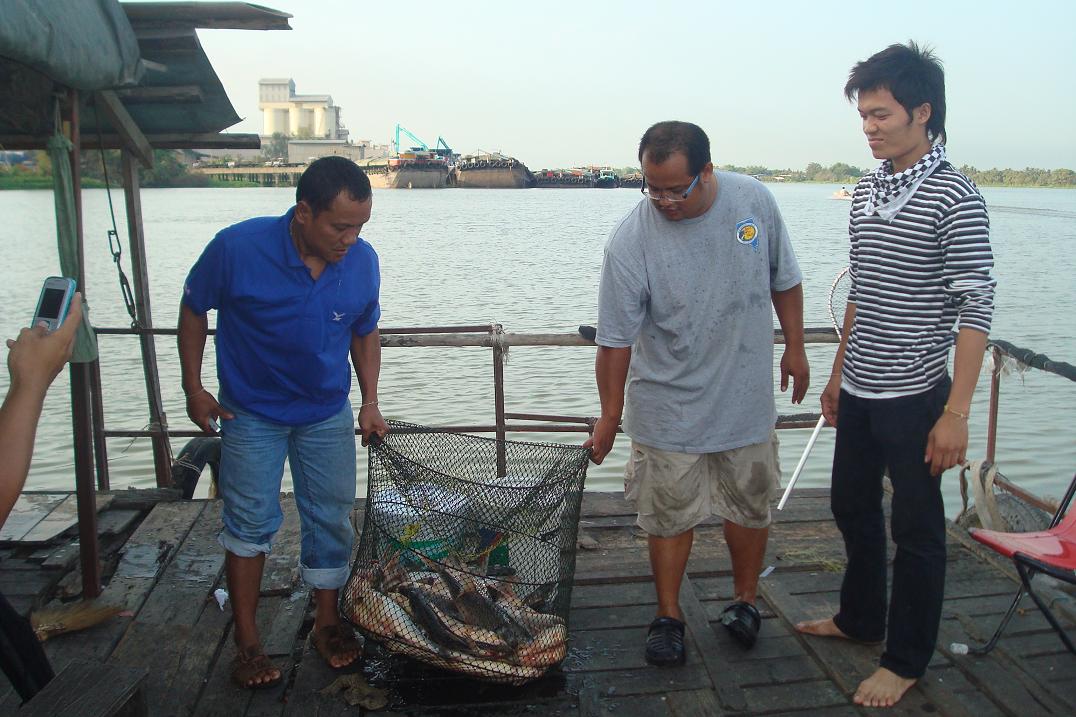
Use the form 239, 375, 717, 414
0, 1, 291, 150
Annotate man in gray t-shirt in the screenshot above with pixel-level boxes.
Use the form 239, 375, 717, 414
585, 121, 808, 667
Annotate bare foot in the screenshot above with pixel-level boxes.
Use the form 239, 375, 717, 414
795, 617, 850, 638
795, 618, 884, 645
853, 667, 916, 708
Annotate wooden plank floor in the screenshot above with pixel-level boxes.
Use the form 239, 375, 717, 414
1, 488, 1073, 715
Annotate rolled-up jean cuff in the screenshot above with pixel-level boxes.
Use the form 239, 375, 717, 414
218, 528, 271, 558
300, 563, 349, 590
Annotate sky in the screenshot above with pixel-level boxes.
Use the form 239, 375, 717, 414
191, 0, 1076, 171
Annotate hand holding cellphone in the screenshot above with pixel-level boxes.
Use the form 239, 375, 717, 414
32, 276, 78, 333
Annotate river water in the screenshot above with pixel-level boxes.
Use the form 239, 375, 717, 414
1, 183, 1073, 516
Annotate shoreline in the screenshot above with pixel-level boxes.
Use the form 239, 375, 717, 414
1, 178, 1072, 191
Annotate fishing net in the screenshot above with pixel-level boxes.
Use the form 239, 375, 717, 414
342, 421, 590, 684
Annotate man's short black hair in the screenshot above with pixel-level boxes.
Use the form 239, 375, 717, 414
845, 41, 947, 145
296, 156, 372, 214
638, 121, 711, 175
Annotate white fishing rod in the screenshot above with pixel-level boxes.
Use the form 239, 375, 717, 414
777, 267, 851, 511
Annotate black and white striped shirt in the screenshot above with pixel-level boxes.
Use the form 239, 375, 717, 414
843, 162, 996, 396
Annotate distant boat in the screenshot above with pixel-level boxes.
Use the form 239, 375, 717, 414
453, 153, 536, 188
361, 150, 450, 189
595, 169, 620, 189
831, 187, 852, 200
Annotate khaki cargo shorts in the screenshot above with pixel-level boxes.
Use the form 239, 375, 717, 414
624, 432, 781, 537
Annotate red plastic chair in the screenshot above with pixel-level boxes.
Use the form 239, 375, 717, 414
967, 472, 1076, 654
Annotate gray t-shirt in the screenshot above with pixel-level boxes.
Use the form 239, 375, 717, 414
596, 171, 802, 453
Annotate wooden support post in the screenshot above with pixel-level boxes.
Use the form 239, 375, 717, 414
93, 91, 154, 169
986, 345, 1002, 464
121, 151, 174, 488
66, 89, 102, 598
90, 360, 110, 490
492, 324, 507, 478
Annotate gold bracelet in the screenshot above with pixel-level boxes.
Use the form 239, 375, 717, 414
944, 404, 969, 420
185, 387, 211, 399
360, 400, 378, 408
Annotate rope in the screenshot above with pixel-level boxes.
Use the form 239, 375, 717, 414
91, 102, 140, 328
490, 323, 509, 362
963, 460, 1004, 531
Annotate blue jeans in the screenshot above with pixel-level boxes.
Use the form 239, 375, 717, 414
217, 395, 356, 590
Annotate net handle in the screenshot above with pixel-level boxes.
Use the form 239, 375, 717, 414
778, 266, 851, 511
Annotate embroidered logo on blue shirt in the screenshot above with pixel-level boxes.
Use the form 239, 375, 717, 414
736, 218, 760, 252
332, 311, 345, 322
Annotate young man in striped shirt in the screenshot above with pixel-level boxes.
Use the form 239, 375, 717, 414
795, 43, 996, 708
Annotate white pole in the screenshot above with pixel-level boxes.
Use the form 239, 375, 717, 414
777, 415, 826, 511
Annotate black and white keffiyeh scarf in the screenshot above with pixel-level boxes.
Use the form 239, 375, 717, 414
864, 144, 946, 221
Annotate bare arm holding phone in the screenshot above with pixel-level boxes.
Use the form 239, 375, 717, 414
1, 294, 83, 528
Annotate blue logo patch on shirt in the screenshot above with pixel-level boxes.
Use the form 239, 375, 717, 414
736, 217, 760, 252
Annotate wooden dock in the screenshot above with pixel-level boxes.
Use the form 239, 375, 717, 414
1, 488, 1073, 715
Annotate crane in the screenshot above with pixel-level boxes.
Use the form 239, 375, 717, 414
433, 136, 455, 162
394, 124, 428, 153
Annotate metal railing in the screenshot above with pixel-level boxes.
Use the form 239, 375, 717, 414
91, 327, 1074, 502
983, 340, 1076, 514
92, 323, 841, 480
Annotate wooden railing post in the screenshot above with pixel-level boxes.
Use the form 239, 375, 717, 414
986, 346, 1002, 464
121, 151, 174, 487
65, 89, 102, 598
492, 324, 507, 477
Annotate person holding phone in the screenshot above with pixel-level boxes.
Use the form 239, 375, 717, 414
178, 157, 388, 689
1, 292, 83, 702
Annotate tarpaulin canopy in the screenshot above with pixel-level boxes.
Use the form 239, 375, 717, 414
0, 1, 291, 146
0, 0, 143, 91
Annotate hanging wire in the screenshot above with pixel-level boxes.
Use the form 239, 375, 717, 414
90, 101, 140, 328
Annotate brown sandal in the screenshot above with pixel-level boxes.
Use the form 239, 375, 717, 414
312, 623, 361, 669
231, 645, 282, 690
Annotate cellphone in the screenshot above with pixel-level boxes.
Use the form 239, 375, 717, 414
31, 276, 77, 333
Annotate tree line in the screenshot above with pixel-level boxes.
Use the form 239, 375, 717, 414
1, 149, 219, 188
4, 152, 1075, 189
611, 162, 1076, 187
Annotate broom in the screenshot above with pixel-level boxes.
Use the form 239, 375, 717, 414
31, 601, 123, 641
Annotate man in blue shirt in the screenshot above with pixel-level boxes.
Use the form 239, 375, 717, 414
179, 157, 387, 689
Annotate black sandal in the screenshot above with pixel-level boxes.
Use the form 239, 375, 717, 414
720, 601, 761, 649
645, 616, 686, 666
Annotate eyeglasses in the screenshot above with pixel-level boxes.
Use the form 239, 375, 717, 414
641, 174, 700, 202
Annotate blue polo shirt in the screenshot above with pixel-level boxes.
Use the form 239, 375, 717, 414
182, 207, 380, 426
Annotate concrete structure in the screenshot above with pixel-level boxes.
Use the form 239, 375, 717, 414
285, 138, 392, 165
258, 78, 347, 141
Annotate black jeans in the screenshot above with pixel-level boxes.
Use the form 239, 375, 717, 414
830, 377, 949, 679
0, 591, 54, 703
